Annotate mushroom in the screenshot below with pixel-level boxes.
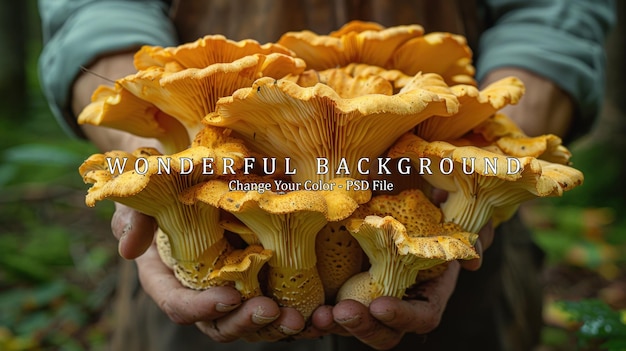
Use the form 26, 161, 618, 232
415, 77, 525, 141
468, 113, 573, 165
278, 20, 423, 70
315, 220, 364, 302
387, 133, 584, 232
336, 189, 478, 305
205, 73, 459, 184
120, 53, 306, 137
134, 34, 295, 70
79, 146, 237, 289
388, 32, 476, 85
77, 83, 190, 154
209, 245, 273, 301
214, 187, 331, 320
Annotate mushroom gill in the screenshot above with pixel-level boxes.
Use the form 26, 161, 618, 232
388, 133, 584, 233
337, 189, 478, 306
205, 74, 459, 184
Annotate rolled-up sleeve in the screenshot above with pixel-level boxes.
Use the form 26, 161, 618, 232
38, 0, 177, 137
477, 0, 615, 122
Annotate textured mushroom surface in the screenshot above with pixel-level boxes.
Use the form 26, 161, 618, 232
80, 147, 235, 289
336, 189, 478, 305
210, 245, 273, 300
206, 74, 458, 183
216, 188, 331, 320
469, 113, 573, 164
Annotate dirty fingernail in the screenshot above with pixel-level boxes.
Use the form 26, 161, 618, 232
336, 316, 360, 328
252, 308, 279, 325
216, 302, 240, 313
279, 325, 301, 335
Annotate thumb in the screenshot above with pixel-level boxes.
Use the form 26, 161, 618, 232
111, 203, 157, 259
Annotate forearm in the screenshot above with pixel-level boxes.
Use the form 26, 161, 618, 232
477, 0, 615, 137
72, 51, 160, 152
38, 0, 177, 140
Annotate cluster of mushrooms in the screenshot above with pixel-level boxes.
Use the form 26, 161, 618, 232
78, 21, 583, 321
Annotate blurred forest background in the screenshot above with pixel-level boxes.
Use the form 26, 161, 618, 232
0, 1, 625, 350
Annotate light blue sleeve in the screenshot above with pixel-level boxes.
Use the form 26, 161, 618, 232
38, 0, 178, 137
476, 0, 616, 123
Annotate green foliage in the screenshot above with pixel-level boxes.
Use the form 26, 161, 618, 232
559, 299, 626, 351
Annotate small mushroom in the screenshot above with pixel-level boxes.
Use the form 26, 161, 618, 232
336, 188, 478, 306
469, 113, 573, 164
210, 245, 273, 301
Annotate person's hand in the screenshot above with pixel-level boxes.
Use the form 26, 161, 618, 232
305, 261, 460, 350
481, 68, 574, 138
112, 203, 310, 342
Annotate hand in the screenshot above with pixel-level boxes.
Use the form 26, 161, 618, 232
481, 68, 574, 138
112, 203, 308, 342
308, 261, 461, 350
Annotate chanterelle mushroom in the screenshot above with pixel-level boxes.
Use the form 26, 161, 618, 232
388, 32, 476, 85
134, 34, 295, 70
337, 189, 478, 306
278, 20, 423, 70
120, 53, 306, 138
388, 133, 584, 232
215, 186, 332, 320
468, 113, 573, 165
205, 73, 458, 184
209, 245, 273, 301
415, 77, 525, 141
79, 147, 238, 289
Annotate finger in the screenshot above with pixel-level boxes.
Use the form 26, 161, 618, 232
136, 244, 242, 325
196, 296, 281, 343
370, 261, 460, 334
460, 220, 494, 271
301, 305, 346, 339
247, 307, 306, 342
111, 203, 156, 259
459, 239, 483, 271
334, 299, 403, 350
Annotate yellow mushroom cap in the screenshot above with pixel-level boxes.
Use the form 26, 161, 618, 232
388, 133, 584, 232
278, 20, 424, 70
77, 83, 190, 154
415, 77, 525, 141
134, 34, 295, 70
206, 74, 458, 183
388, 32, 476, 85
120, 53, 306, 137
